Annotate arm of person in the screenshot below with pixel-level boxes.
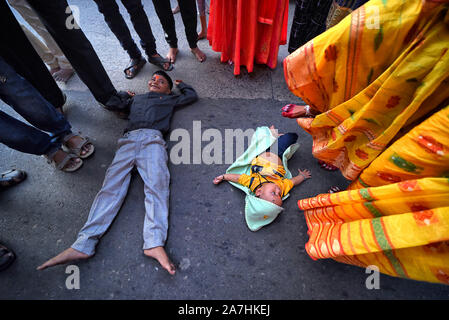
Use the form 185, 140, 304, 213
213, 173, 242, 185
174, 80, 198, 107
291, 169, 312, 186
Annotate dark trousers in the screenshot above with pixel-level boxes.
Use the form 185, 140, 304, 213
0, 1, 65, 110
150, 0, 199, 49
288, 0, 333, 53
177, 0, 199, 49
266, 133, 298, 158
1, 0, 119, 105
93, 0, 158, 59
0, 57, 71, 156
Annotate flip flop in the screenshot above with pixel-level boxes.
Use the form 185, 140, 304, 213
0, 245, 16, 272
0, 169, 27, 190
124, 56, 146, 79
147, 55, 173, 71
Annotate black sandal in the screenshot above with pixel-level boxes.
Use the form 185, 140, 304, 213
0, 244, 16, 272
124, 56, 146, 79
0, 169, 27, 190
147, 54, 173, 71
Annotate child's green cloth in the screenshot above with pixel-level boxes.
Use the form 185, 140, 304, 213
226, 126, 299, 231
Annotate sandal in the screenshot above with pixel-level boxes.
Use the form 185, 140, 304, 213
318, 160, 339, 171
147, 54, 173, 71
0, 169, 27, 190
0, 244, 16, 272
124, 56, 146, 79
62, 133, 95, 159
45, 149, 83, 172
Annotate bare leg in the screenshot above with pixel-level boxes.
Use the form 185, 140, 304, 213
37, 248, 90, 270
197, 15, 207, 40
144, 246, 176, 275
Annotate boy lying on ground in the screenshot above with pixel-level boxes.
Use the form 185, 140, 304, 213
37, 70, 197, 275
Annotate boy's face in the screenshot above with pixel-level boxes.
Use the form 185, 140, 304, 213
256, 183, 283, 206
148, 74, 171, 94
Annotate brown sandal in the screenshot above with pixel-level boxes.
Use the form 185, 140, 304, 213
45, 149, 83, 172
63, 133, 95, 159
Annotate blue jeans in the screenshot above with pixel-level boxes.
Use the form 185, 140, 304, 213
0, 57, 71, 156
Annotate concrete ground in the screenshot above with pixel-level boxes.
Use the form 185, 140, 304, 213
1, 0, 448, 300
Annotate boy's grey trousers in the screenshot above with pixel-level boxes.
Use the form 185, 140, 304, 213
72, 129, 170, 256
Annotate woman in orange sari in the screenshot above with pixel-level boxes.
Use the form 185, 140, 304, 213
283, 0, 449, 285
207, 0, 289, 75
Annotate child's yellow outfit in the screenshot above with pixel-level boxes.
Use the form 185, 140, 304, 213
237, 156, 294, 197
226, 126, 299, 231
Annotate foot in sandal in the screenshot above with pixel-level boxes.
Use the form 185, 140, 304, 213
0, 244, 16, 272
148, 53, 173, 71
124, 56, 146, 79
63, 133, 95, 159
46, 149, 83, 172
0, 169, 26, 190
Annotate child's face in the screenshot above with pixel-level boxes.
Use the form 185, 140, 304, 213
148, 74, 171, 94
256, 183, 283, 206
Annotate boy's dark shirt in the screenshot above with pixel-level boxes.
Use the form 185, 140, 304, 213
123, 82, 197, 135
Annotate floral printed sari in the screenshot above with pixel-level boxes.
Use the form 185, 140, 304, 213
284, 0, 449, 180
286, 0, 449, 284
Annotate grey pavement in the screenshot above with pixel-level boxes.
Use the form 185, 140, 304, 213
1, 0, 448, 300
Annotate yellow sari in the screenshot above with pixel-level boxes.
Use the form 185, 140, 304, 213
284, 0, 449, 180
286, 0, 449, 284
298, 106, 449, 285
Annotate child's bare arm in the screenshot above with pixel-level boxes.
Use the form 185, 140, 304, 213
291, 169, 312, 186
213, 174, 241, 185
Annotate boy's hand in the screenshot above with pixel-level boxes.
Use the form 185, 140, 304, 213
298, 169, 312, 179
175, 80, 183, 86
127, 90, 136, 97
213, 175, 225, 184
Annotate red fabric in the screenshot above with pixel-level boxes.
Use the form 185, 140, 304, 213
207, 0, 289, 75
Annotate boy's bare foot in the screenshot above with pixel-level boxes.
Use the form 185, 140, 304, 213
191, 47, 206, 62
166, 48, 179, 64
37, 248, 90, 270
53, 68, 75, 83
144, 246, 176, 275
172, 5, 180, 14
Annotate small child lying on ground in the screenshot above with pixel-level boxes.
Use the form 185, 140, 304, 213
213, 125, 311, 230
